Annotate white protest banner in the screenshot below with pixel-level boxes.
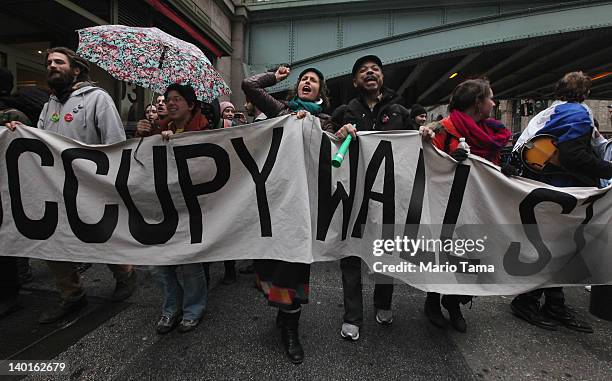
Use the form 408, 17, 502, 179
1, 115, 611, 295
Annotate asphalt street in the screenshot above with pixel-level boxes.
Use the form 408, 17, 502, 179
2, 259, 611, 381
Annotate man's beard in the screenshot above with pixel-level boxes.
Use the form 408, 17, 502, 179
47, 70, 76, 95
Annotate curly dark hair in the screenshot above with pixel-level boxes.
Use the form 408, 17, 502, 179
286, 70, 330, 111
448, 78, 492, 113
555, 71, 591, 103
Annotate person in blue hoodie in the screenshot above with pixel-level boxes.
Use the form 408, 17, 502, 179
510, 71, 612, 333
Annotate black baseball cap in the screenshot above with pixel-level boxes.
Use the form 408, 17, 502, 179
352, 55, 383, 77
298, 67, 325, 83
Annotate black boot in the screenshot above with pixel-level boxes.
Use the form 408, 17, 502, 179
279, 309, 304, 364
441, 295, 467, 333
38, 296, 88, 324
424, 292, 447, 328
542, 303, 593, 333
111, 270, 137, 302
511, 295, 558, 331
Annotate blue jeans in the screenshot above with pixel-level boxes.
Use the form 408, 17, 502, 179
150, 264, 207, 320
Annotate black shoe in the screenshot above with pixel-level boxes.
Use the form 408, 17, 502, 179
39, 296, 87, 324
156, 314, 181, 335
280, 309, 304, 364
441, 295, 467, 333
239, 264, 255, 274
542, 304, 593, 333
510, 297, 558, 331
112, 271, 137, 302
424, 292, 447, 329
221, 272, 237, 285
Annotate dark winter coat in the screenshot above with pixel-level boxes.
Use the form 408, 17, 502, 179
324, 87, 414, 132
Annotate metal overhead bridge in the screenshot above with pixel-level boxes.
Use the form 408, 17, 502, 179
245, 0, 612, 106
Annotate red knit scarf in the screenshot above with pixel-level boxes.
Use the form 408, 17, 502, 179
449, 110, 511, 165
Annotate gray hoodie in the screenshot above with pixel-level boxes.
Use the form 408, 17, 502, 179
37, 84, 125, 145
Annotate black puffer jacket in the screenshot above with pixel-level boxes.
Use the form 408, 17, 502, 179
325, 87, 414, 132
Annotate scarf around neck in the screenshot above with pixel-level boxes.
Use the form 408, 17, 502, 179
287, 96, 322, 115
449, 110, 511, 164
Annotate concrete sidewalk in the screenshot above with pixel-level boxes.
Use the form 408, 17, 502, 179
3, 259, 611, 380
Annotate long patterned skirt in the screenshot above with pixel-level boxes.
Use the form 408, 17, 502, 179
254, 259, 310, 308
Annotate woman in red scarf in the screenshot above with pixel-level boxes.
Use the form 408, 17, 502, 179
420, 79, 511, 333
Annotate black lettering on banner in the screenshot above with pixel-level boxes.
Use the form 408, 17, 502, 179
573, 193, 606, 253
6, 138, 58, 239
231, 127, 283, 237
351, 140, 395, 239
174, 143, 230, 243
550, 192, 607, 283
400, 149, 433, 264
62, 148, 118, 243
438, 164, 480, 273
115, 147, 179, 244
503, 188, 577, 276
316, 133, 359, 241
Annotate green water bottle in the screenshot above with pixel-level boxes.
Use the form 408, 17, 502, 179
332, 134, 353, 168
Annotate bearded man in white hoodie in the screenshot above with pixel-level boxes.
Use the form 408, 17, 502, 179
6, 47, 136, 323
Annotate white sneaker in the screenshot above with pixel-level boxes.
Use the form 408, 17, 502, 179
340, 323, 360, 341
585, 285, 592, 292
376, 309, 393, 325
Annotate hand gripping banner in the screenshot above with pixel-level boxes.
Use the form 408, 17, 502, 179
1, 116, 611, 295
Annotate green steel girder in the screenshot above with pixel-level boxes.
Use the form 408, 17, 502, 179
255, 1, 612, 93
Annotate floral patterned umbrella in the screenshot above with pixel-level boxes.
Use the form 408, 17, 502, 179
76, 25, 230, 102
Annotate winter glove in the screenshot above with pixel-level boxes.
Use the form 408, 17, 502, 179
450, 148, 468, 162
